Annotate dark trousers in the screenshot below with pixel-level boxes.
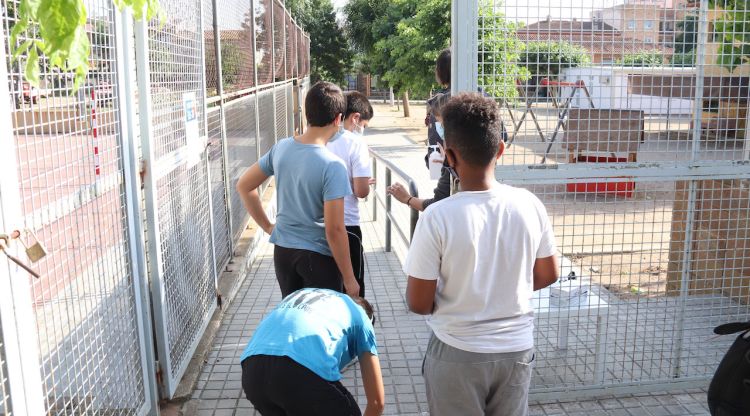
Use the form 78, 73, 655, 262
242, 355, 361, 416
273, 245, 342, 298
346, 225, 365, 297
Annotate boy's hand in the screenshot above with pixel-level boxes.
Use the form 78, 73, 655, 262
344, 278, 360, 298
263, 223, 275, 235
387, 182, 410, 204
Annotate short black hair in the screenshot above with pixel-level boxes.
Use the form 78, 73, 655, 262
435, 48, 451, 86
442, 93, 502, 167
345, 91, 374, 121
305, 81, 346, 127
353, 296, 376, 325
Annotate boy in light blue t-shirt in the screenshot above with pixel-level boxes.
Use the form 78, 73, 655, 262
240, 288, 384, 415
236, 81, 359, 298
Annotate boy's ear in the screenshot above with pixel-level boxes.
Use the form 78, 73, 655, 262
445, 147, 457, 167
496, 140, 505, 159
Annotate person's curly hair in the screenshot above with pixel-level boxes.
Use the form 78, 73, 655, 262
441, 92, 503, 166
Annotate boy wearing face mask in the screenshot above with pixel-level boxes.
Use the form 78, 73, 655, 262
236, 81, 359, 299
388, 93, 452, 211
326, 91, 374, 297
405, 93, 559, 416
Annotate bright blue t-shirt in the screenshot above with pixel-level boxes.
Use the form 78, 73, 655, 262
258, 137, 351, 256
239, 288, 378, 381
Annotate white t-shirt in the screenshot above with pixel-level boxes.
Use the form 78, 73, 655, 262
326, 130, 372, 226
404, 183, 557, 353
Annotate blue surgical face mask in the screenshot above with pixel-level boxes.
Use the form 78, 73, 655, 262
435, 121, 445, 139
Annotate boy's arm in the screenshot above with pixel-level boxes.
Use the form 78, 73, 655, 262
352, 177, 371, 198
533, 255, 559, 291
236, 163, 273, 234
359, 352, 385, 416
406, 277, 437, 315
324, 198, 360, 296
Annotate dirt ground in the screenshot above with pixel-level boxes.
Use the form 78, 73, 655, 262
369, 102, 429, 144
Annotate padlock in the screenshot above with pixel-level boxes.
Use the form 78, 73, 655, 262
21, 229, 47, 263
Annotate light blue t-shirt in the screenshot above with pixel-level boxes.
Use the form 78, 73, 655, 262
258, 138, 351, 256
239, 288, 378, 381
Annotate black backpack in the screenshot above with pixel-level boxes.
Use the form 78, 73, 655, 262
708, 322, 750, 415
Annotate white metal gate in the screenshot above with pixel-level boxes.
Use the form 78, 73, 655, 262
0, 0, 157, 413
457, 0, 750, 399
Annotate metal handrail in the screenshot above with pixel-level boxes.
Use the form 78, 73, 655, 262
369, 148, 419, 252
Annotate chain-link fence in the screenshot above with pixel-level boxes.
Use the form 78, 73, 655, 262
463, 0, 750, 400
0, 0, 309, 409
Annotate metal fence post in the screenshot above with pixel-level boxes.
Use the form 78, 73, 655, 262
116, 8, 160, 414
372, 158, 378, 222
212, 0, 235, 257
0, 29, 45, 416
200, 0, 221, 297
385, 168, 392, 252
672, 0, 710, 379
408, 182, 419, 241
451, 0, 478, 94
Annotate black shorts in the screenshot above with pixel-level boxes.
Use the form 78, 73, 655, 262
242, 355, 361, 416
273, 245, 342, 298
346, 226, 365, 297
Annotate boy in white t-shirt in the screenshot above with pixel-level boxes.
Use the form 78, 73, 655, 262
327, 91, 373, 297
404, 93, 560, 416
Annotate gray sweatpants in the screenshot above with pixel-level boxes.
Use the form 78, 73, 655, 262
422, 334, 534, 416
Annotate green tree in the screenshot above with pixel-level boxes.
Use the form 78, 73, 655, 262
709, 0, 750, 71
616, 50, 664, 67
673, 14, 698, 54
10, 0, 161, 90
285, 0, 353, 84
477, 1, 530, 100
220, 42, 242, 89
518, 41, 590, 78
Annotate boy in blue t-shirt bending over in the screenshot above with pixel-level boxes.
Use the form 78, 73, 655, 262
240, 288, 384, 415
236, 81, 359, 298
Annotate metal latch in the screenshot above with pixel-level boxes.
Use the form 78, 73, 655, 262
0, 229, 46, 278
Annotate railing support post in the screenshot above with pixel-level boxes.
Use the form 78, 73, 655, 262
385, 168, 392, 252
372, 158, 378, 222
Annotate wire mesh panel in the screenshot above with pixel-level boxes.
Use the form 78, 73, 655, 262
274, 85, 288, 138
286, 82, 295, 136
273, 1, 286, 81
286, 15, 297, 79
207, 103, 232, 272
203, 0, 219, 97
225, 94, 259, 240
0, 327, 10, 416
255, 0, 274, 85
472, 0, 750, 397
143, 0, 217, 397
1, 0, 150, 412
216, 0, 256, 93
296, 26, 304, 78
258, 89, 276, 155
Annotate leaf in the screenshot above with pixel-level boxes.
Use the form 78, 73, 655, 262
11, 39, 33, 63
24, 47, 40, 87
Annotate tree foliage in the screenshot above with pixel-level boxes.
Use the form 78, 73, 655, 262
709, 0, 750, 72
518, 41, 590, 77
345, 0, 527, 100
478, 1, 530, 100
616, 50, 664, 67
673, 14, 698, 55
10, 0, 161, 90
285, 0, 353, 84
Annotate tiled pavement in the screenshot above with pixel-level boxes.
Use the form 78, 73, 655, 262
187, 204, 711, 415
188, 131, 713, 415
